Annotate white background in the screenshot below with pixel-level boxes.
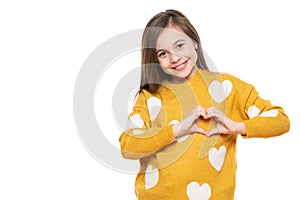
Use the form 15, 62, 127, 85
1, 0, 300, 199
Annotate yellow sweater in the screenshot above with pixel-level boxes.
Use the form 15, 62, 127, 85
119, 70, 290, 200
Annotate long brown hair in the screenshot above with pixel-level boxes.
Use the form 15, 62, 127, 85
140, 9, 209, 93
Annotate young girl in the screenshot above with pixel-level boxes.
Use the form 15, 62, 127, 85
119, 9, 290, 200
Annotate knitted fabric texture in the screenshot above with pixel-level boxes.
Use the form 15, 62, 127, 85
119, 70, 290, 200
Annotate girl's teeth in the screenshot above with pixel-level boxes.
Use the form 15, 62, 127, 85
176, 63, 185, 70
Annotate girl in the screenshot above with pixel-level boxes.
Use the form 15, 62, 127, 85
119, 9, 290, 200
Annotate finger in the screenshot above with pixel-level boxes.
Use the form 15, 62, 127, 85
200, 109, 207, 118
195, 105, 208, 119
186, 107, 202, 122
197, 127, 207, 135
193, 105, 207, 118
207, 108, 226, 123
201, 110, 209, 119
205, 106, 216, 118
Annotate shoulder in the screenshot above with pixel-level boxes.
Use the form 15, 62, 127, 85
135, 89, 163, 105
134, 90, 154, 106
220, 73, 249, 86
218, 73, 260, 102
138, 89, 153, 98
199, 70, 252, 89
217, 72, 255, 92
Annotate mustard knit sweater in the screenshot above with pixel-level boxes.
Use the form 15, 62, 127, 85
119, 70, 290, 200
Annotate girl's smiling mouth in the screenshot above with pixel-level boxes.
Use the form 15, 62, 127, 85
172, 60, 188, 72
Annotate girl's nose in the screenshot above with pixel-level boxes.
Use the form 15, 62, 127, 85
170, 52, 181, 63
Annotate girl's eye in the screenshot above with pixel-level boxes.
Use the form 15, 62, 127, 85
177, 43, 184, 48
158, 51, 167, 57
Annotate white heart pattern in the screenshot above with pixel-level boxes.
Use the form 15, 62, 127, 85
145, 165, 159, 189
260, 109, 279, 117
132, 129, 144, 135
246, 105, 279, 118
245, 105, 260, 119
209, 146, 226, 172
177, 135, 190, 143
147, 97, 162, 121
208, 80, 232, 103
168, 119, 180, 125
186, 182, 211, 200
126, 114, 144, 129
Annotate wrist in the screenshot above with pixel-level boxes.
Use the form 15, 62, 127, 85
237, 122, 246, 136
172, 124, 181, 138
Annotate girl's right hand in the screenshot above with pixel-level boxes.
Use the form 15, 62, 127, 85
172, 106, 207, 138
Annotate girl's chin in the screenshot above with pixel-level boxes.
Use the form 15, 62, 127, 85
180, 66, 196, 79
170, 71, 195, 83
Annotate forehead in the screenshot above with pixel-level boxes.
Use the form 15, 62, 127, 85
156, 26, 191, 49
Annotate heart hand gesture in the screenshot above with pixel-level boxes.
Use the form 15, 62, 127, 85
172, 106, 246, 138
204, 106, 246, 137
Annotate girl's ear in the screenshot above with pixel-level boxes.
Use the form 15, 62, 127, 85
194, 43, 198, 50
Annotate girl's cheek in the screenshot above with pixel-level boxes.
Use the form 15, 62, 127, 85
157, 59, 163, 65
159, 59, 168, 66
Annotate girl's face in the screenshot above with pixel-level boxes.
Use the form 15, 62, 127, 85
156, 25, 198, 84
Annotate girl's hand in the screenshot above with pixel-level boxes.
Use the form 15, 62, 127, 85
204, 106, 246, 137
172, 106, 207, 138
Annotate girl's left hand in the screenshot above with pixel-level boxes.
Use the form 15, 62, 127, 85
203, 106, 246, 137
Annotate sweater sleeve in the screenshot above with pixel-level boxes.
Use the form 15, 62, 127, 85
241, 84, 290, 138
119, 90, 176, 160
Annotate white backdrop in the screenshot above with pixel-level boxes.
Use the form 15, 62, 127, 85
1, 0, 299, 199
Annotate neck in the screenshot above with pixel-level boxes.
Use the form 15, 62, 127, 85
170, 67, 198, 84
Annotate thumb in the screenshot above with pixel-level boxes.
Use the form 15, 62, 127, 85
197, 127, 207, 135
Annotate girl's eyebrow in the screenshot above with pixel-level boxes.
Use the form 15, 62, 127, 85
174, 39, 185, 45
156, 39, 185, 54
